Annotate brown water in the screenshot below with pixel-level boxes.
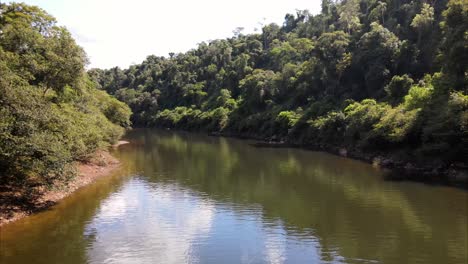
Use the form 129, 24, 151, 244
1, 129, 467, 264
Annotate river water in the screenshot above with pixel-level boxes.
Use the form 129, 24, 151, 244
1, 129, 467, 264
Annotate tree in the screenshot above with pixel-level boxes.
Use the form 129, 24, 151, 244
239, 69, 277, 110
385, 74, 414, 105
338, 0, 362, 34
376, 1, 387, 25
357, 22, 401, 97
315, 31, 351, 95
0, 3, 87, 96
0, 3, 131, 188
232, 27, 244, 38
88, 0, 466, 170
411, 3, 435, 45
438, 0, 467, 90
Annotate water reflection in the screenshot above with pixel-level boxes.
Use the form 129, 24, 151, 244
115, 129, 467, 264
0, 168, 132, 264
83, 177, 343, 264
85, 179, 214, 264
1, 129, 467, 264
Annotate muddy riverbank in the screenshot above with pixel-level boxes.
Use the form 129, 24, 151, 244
0, 141, 129, 226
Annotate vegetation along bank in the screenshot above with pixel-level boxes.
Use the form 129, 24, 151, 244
0, 3, 132, 224
1, 0, 467, 226
89, 0, 467, 185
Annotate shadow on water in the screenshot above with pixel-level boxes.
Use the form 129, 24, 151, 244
383, 168, 468, 190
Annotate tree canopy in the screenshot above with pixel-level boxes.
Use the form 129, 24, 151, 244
0, 3, 131, 187
90, 0, 466, 166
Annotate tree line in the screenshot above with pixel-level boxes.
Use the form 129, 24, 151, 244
90, 0, 467, 168
0, 3, 131, 188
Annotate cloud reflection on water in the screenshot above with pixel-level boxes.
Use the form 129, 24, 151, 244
83, 176, 335, 264
84, 177, 215, 264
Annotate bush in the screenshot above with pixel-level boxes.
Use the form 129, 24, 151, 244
307, 111, 346, 144
419, 91, 468, 160
385, 75, 414, 105
0, 78, 126, 186
343, 99, 390, 146
0, 56, 129, 187
404, 85, 433, 110
210, 107, 230, 131
275, 111, 300, 133
373, 106, 420, 143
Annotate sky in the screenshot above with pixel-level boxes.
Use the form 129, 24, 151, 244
14, 0, 321, 69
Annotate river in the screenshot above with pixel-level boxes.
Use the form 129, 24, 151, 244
1, 129, 466, 264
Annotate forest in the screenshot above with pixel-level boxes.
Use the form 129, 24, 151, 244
0, 0, 466, 189
0, 3, 131, 188
0, 1, 467, 262
90, 0, 467, 169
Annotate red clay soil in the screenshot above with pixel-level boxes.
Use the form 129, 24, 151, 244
0, 141, 129, 226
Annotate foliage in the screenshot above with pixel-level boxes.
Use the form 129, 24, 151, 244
275, 110, 301, 135
385, 75, 414, 105
0, 3, 131, 187
411, 3, 435, 31
403, 81, 433, 110
373, 106, 420, 143
89, 0, 466, 166
343, 99, 391, 146
438, 0, 468, 90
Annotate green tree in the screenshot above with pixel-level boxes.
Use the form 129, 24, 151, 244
385, 74, 414, 105
0, 3, 87, 96
411, 3, 435, 45
357, 22, 401, 97
438, 0, 467, 90
0, 3, 131, 188
338, 0, 362, 34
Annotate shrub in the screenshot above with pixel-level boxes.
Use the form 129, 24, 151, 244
307, 111, 346, 144
373, 106, 420, 143
344, 99, 390, 146
404, 85, 433, 110
276, 111, 300, 132
384, 75, 414, 105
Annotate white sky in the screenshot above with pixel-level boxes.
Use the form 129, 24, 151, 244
14, 0, 321, 69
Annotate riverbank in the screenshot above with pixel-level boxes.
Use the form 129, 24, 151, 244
0, 141, 129, 226
206, 131, 468, 189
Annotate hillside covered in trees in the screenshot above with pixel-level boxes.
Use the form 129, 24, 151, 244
0, 3, 131, 188
91, 0, 467, 170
